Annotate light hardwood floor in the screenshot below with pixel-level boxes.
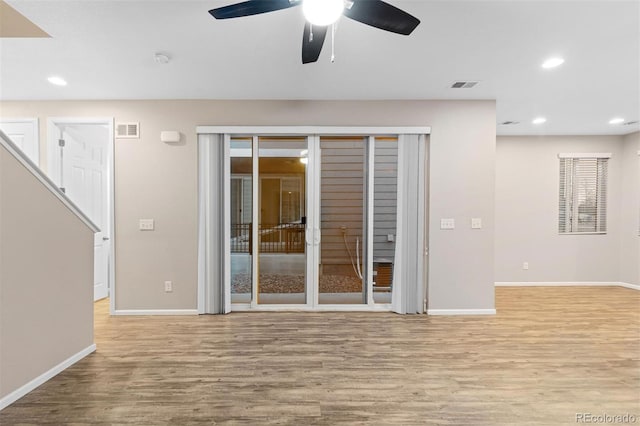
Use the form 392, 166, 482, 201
1, 287, 638, 425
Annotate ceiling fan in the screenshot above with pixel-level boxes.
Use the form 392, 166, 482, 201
208, 0, 420, 64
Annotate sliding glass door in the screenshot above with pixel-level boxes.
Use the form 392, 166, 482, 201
229, 138, 253, 304
318, 137, 367, 305
229, 136, 310, 306
225, 133, 403, 310
257, 137, 308, 304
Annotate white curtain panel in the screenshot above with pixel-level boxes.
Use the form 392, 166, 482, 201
392, 134, 427, 314
197, 133, 228, 314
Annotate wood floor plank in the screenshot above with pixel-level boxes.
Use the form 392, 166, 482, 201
1, 286, 638, 425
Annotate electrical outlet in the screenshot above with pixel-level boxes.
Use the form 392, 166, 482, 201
340, 225, 347, 234
523, 262, 529, 270
471, 218, 482, 229
164, 281, 173, 292
139, 219, 155, 231
440, 218, 455, 230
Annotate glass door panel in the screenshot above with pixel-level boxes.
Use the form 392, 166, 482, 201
318, 137, 366, 304
257, 137, 308, 304
372, 137, 398, 304
230, 138, 253, 304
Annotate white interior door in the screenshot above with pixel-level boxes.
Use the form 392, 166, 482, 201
0, 119, 39, 166
49, 121, 112, 301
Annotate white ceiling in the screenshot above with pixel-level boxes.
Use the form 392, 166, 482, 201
1, 0, 638, 136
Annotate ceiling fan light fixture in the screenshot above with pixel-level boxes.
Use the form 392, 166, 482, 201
303, 0, 344, 26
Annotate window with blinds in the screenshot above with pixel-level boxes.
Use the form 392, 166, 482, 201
559, 156, 609, 234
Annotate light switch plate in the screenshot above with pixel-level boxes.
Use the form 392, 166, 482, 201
440, 218, 455, 230
471, 218, 482, 229
139, 219, 155, 231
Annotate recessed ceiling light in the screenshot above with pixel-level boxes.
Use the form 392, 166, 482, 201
609, 117, 625, 125
154, 53, 170, 64
47, 76, 67, 86
532, 117, 547, 125
542, 57, 565, 69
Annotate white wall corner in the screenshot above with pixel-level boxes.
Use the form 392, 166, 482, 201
618, 282, 640, 291
0, 344, 96, 411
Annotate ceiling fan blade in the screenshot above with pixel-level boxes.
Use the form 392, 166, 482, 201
302, 23, 328, 64
343, 0, 420, 35
209, 0, 299, 19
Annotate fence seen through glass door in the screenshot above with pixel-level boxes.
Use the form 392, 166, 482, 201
230, 138, 253, 304
258, 137, 308, 304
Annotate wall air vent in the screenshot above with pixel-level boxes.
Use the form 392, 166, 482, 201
116, 122, 139, 138
500, 121, 520, 126
451, 81, 479, 89
623, 120, 639, 126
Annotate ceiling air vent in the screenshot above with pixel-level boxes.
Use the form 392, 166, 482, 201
623, 120, 639, 126
500, 121, 520, 126
116, 122, 139, 139
451, 81, 479, 89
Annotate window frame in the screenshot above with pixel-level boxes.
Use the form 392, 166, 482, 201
558, 153, 611, 235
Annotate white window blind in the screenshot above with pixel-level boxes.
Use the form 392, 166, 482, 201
559, 157, 609, 234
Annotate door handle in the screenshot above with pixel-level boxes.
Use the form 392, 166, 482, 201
103, 237, 110, 241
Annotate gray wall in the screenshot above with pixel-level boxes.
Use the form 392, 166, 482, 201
620, 132, 640, 285
0, 144, 94, 400
427, 104, 496, 310
0, 100, 497, 311
495, 135, 629, 283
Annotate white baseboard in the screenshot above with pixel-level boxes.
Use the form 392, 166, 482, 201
427, 309, 496, 316
495, 281, 639, 290
112, 309, 198, 316
0, 343, 96, 411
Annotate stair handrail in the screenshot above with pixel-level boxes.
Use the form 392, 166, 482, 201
0, 130, 99, 233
